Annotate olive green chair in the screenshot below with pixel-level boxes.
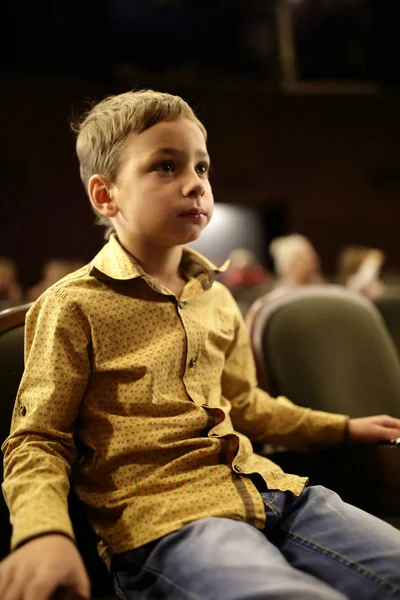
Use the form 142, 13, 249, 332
0, 304, 117, 600
247, 285, 400, 521
374, 296, 400, 359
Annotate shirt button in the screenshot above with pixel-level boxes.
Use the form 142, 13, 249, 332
234, 465, 242, 473
189, 357, 197, 368
19, 406, 27, 417
178, 301, 186, 309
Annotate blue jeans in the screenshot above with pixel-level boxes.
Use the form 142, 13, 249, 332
111, 485, 400, 599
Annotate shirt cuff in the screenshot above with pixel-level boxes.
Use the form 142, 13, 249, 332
308, 411, 349, 446
10, 509, 75, 551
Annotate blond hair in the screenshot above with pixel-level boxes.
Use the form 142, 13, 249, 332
72, 90, 207, 237
269, 234, 313, 277
336, 246, 371, 286
336, 245, 385, 289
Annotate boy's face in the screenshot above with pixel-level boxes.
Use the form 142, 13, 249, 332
109, 117, 213, 249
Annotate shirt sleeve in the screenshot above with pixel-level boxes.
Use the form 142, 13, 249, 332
1, 287, 91, 550
221, 296, 347, 449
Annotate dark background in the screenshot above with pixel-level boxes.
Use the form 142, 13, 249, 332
2, 0, 400, 287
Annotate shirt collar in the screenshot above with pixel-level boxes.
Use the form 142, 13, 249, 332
89, 234, 228, 291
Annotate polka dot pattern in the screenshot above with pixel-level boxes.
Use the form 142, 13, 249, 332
2, 235, 347, 567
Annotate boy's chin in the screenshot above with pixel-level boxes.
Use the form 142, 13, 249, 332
182, 231, 203, 245
172, 229, 204, 245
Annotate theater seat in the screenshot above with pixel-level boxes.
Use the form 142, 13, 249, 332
246, 285, 400, 522
374, 296, 400, 359
0, 304, 117, 600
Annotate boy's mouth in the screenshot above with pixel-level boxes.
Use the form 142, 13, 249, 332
179, 209, 206, 219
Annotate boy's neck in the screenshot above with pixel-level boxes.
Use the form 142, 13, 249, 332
118, 235, 185, 289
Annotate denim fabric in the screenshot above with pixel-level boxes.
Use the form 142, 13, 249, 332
111, 485, 400, 599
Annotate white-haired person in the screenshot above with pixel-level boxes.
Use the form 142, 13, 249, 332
269, 234, 323, 288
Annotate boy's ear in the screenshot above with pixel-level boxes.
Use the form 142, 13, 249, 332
88, 174, 118, 218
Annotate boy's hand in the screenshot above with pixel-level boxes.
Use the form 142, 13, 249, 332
0, 534, 90, 600
347, 415, 400, 444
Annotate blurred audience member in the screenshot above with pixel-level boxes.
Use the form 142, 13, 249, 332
0, 258, 23, 310
269, 234, 322, 288
222, 249, 270, 289
27, 259, 85, 302
336, 245, 385, 299
220, 249, 272, 315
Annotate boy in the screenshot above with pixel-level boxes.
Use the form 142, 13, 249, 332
1, 90, 400, 600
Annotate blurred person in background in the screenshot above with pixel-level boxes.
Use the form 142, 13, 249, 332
220, 248, 272, 316
336, 245, 385, 299
222, 248, 270, 289
269, 234, 323, 289
0, 257, 22, 310
27, 259, 85, 302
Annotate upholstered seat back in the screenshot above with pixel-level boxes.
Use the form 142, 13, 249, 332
374, 296, 400, 358
248, 286, 400, 418
0, 305, 31, 561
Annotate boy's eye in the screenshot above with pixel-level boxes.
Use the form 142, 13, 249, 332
196, 162, 209, 175
156, 160, 175, 173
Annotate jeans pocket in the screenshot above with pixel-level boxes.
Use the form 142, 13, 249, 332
260, 490, 290, 537
111, 545, 159, 599
112, 569, 130, 600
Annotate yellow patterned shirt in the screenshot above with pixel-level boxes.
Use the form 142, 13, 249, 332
2, 235, 347, 567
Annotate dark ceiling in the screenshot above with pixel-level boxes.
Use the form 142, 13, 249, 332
2, 0, 399, 85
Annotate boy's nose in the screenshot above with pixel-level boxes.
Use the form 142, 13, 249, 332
182, 171, 206, 198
